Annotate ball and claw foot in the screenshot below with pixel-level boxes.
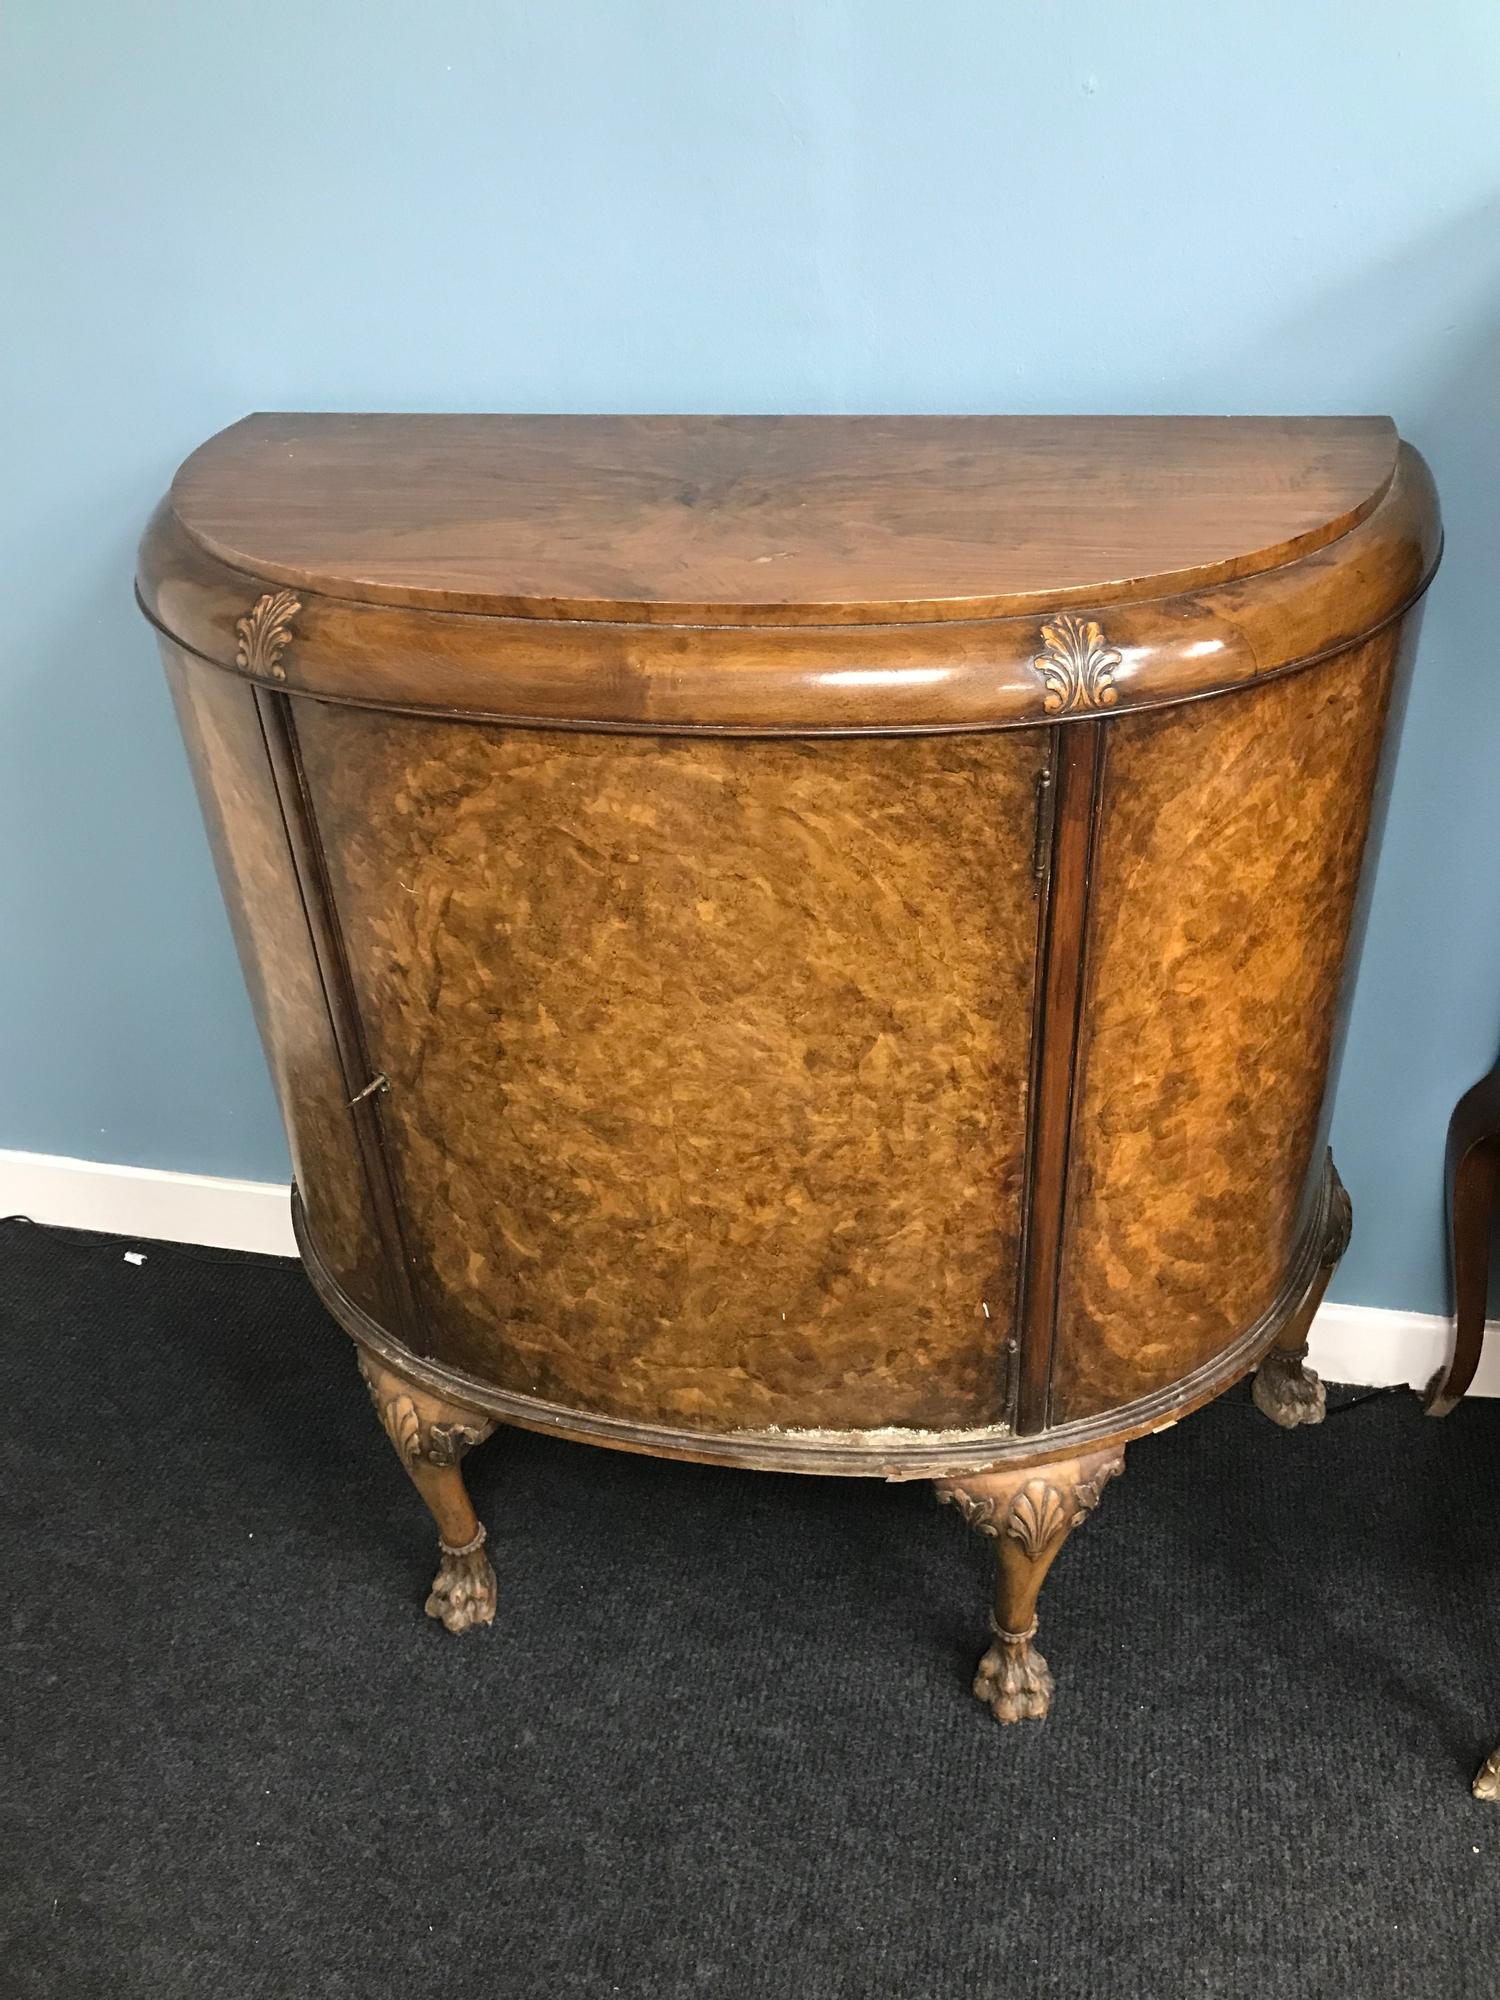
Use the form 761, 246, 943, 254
1474, 1747, 1500, 1801
426, 1526, 498, 1634
974, 1617, 1055, 1723
1252, 1343, 1326, 1428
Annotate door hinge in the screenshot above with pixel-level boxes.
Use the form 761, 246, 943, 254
1031, 765, 1056, 888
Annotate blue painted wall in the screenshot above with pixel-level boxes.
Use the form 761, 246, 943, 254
3, 1, 1499, 1310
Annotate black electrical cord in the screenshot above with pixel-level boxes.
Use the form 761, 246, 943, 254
1324, 1384, 1407, 1417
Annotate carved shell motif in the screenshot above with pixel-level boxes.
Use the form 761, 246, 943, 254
377, 1391, 424, 1466
1005, 1480, 1071, 1560
234, 589, 301, 681
939, 1453, 1124, 1554
1031, 612, 1121, 715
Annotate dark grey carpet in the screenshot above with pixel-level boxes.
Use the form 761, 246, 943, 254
3, 1214, 1499, 1999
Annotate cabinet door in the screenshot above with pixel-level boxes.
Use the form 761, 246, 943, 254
294, 707, 1048, 1434
1050, 628, 1404, 1424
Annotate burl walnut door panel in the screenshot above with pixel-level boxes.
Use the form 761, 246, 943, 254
163, 651, 395, 1325
293, 708, 1047, 1433
1049, 630, 1403, 1424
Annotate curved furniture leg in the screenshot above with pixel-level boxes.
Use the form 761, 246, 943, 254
358, 1349, 499, 1632
936, 1447, 1124, 1723
1253, 1157, 1352, 1428
1426, 1066, 1500, 1417
1474, 1746, 1500, 1800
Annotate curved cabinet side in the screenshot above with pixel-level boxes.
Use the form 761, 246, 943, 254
1049, 628, 1406, 1424
291, 705, 1049, 1434
162, 644, 395, 1325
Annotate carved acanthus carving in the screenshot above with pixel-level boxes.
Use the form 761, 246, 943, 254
234, 589, 301, 681
1073, 1456, 1125, 1518
1032, 612, 1122, 714
359, 1352, 494, 1467
940, 1485, 1005, 1536
939, 1453, 1124, 1556
1322, 1156, 1353, 1265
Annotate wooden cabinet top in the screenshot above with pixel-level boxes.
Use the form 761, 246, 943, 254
140, 414, 1439, 732
167, 411, 1405, 623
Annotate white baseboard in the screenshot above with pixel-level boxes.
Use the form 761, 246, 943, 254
0, 1147, 296, 1258
0, 1148, 1490, 1394
1307, 1299, 1500, 1397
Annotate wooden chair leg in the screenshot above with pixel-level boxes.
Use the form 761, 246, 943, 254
936, 1448, 1124, 1723
1253, 1156, 1351, 1428
358, 1349, 499, 1632
1427, 1121, 1500, 1417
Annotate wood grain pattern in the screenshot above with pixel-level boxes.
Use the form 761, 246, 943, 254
296, 1159, 1341, 1476
143, 414, 1438, 1478
1049, 630, 1404, 1424
167, 413, 1397, 623
293, 708, 1047, 1433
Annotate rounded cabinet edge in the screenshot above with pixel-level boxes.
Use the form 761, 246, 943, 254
137, 444, 1441, 735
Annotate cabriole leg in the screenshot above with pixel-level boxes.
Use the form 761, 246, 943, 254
358, 1349, 498, 1633
936, 1447, 1124, 1724
1426, 1077, 1500, 1417
1253, 1156, 1351, 1429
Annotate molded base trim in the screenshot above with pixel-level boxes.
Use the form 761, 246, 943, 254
0, 1147, 1491, 1397
293, 1170, 1335, 1475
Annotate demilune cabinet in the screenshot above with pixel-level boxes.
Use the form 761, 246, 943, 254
139, 414, 1439, 1723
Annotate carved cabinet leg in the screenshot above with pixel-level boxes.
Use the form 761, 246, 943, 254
1251, 1324, 1328, 1430
358, 1350, 499, 1633
1253, 1157, 1351, 1429
936, 1448, 1124, 1723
